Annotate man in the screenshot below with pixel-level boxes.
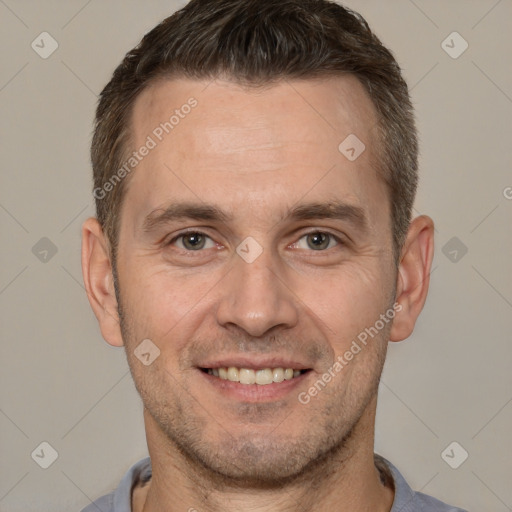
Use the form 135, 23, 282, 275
81, 1, 467, 510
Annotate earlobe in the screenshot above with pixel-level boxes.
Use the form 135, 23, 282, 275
389, 215, 435, 342
81, 217, 124, 347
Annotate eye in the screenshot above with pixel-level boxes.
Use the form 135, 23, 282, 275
294, 231, 340, 251
171, 232, 216, 251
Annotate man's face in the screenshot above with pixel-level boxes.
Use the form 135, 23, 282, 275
114, 76, 397, 482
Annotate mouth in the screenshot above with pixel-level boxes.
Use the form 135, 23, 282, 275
200, 366, 310, 385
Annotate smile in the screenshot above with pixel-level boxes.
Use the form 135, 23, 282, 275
201, 367, 308, 385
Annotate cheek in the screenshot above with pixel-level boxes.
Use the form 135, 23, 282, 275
297, 262, 392, 353
119, 261, 215, 350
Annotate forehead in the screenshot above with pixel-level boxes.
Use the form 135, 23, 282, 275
123, 75, 387, 231
131, 74, 379, 160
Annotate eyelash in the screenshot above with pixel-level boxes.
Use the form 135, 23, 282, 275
166, 229, 344, 252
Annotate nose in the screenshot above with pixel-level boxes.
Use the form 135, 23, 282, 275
215, 246, 299, 338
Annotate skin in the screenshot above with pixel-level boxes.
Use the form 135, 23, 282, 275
82, 76, 434, 512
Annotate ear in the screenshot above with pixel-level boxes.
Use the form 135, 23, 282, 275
390, 215, 435, 342
81, 217, 124, 347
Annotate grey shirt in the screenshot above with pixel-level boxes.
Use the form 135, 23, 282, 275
81, 455, 467, 512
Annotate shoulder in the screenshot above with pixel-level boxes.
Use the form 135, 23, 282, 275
375, 454, 468, 512
79, 457, 152, 512
412, 490, 468, 511
80, 493, 114, 512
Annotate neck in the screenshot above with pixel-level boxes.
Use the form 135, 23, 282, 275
138, 397, 394, 512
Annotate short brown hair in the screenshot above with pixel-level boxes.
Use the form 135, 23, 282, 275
91, 0, 418, 265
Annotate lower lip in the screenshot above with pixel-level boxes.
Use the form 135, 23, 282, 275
198, 369, 311, 402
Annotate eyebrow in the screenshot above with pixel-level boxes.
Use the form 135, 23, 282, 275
142, 203, 232, 233
288, 201, 367, 230
141, 200, 368, 233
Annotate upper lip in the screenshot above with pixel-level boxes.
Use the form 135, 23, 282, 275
197, 356, 312, 370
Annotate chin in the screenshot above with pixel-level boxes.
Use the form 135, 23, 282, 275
167, 425, 354, 489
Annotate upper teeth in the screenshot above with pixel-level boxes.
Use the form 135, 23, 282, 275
207, 367, 302, 385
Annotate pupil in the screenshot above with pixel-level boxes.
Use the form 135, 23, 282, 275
185, 233, 204, 250
308, 232, 328, 250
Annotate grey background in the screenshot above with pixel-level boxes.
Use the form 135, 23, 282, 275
0, 0, 511, 510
